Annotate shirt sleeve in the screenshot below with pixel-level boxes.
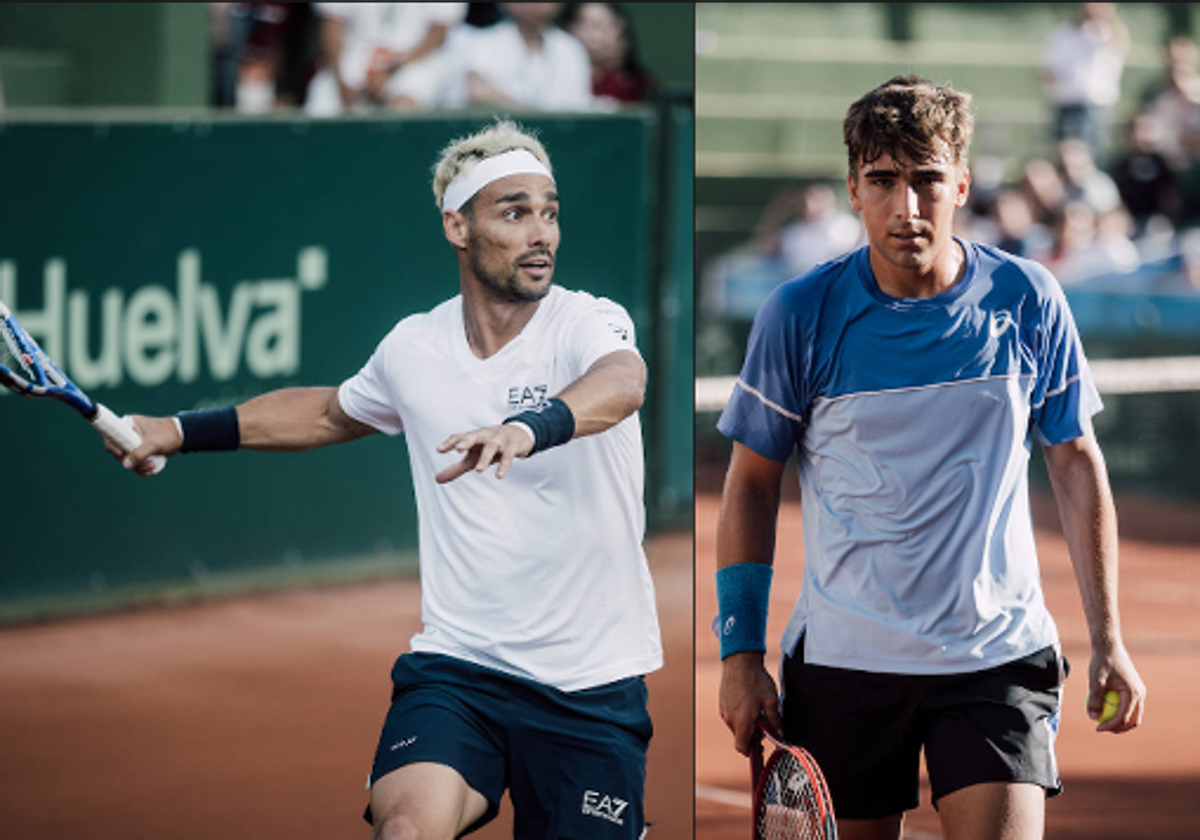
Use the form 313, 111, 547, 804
338, 333, 404, 437
1029, 282, 1102, 446
717, 285, 808, 462
568, 297, 642, 374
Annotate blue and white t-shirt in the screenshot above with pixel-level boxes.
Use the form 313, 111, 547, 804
718, 239, 1101, 675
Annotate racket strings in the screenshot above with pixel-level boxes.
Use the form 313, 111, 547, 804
756, 751, 829, 840
0, 318, 35, 383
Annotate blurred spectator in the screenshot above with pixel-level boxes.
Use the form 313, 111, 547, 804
1021, 157, 1069, 224
1141, 36, 1200, 172
211, 3, 318, 113
992, 189, 1054, 262
1095, 206, 1141, 271
1046, 200, 1138, 282
1041, 3, 1128, 164
1111, 113, 1182, 234
1058, 137, 1123, 216
754, 184, 862, 279
442, 3, 593, 110
211, 3, 240, 108
1021, 142, 1121, 220
305, 3, 466, 116
559, 3, 655, 106
702, 184, 861, 320
965, 154, 1007, 219
273, 4, 319, 108
1180, 227, 1200, 289
1045, 201, 1098, 282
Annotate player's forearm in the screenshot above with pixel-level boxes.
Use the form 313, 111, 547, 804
717, 487, 781, 570
716, 448, 785, 570
319, 18, 355, 102
466, 72, 523, 107
237, 387, 374, 452
556, 350, 645, 438
1046, 436, 1123, 649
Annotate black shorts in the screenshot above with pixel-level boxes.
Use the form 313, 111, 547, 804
781, 639, 1067, 820
365, 653, 653, 840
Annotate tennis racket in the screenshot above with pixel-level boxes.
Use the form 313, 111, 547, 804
0, 299, 166, 474
751, 719, 838, 840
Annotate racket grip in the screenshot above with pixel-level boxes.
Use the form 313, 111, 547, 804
92, 403, 167, 475
750, 734, 763, 794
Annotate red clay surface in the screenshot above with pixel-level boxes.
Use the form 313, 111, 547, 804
0, 531, 693, 840
696, 488, 1200, 840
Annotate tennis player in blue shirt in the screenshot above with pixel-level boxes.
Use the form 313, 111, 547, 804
715, 74, 1146, 840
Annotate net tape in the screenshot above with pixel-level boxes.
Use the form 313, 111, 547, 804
697, 356, 1200, 412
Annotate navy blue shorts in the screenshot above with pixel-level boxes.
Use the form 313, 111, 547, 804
365, 653, 653, 839
781, 640, 1067, 820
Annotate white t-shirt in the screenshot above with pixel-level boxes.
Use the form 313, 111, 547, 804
306, 3, 466, 115
441, 21, 594, 111
1042, 21, 1124, 107
338, 286, 663, 691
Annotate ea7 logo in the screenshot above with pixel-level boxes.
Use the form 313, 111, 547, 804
508, 384, 548, 409
582, 790, 629, 826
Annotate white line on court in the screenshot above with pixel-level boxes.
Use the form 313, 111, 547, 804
695, 783, 751, 809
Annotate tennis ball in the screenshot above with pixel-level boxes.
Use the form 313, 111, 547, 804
1088, 690, 1121, 723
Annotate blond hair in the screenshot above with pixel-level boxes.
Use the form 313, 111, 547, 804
432, 119, 553, 211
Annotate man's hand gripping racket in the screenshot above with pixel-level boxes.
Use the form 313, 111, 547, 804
751, 719, 838, 840
0, 300, 166, 474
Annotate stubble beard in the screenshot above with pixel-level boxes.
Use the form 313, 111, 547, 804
467, 230, 552, 304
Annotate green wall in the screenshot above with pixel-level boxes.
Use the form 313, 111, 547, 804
0, 111, 690, 609
621, 3, 695, 92
0, 3, 208, 107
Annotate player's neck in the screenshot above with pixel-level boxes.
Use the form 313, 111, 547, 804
460, 285, 541, 360
869, 238, 966, 301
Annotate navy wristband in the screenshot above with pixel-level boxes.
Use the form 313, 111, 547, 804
503, 397, 575, 454
715, 562, 773, 660
177, 406, 240, 453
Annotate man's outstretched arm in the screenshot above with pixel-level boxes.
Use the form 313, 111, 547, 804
118, 387, 378, 475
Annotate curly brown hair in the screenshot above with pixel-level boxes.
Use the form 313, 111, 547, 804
843, 74, 974, 177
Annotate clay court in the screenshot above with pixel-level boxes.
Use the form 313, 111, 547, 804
696, 483, 1200, 840
0, 531, 693, 840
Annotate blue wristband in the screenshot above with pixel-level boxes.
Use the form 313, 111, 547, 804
503, 397, 575, 454
715, 562, 773, 660
177, 406, 240, 453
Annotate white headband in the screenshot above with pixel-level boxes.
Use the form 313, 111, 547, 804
441, 149, 554, 212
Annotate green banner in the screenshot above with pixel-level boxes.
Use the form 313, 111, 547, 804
0, 112, 679, 605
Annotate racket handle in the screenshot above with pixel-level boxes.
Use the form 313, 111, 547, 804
750, 732, 764, 795
92, 403, 167, 475
749, 734, 763, 840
